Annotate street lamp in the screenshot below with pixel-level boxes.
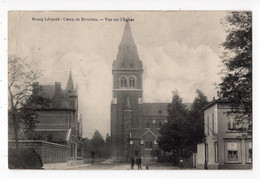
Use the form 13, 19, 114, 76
204, 134, 208, 169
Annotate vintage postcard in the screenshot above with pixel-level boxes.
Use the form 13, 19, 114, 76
8, 11, 252, 170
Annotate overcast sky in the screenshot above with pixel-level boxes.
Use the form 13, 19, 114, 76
9, 11, 227, 138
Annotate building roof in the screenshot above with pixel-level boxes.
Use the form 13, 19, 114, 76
143, 102, 191, 116
39, 85, 55, 99
143, 103, 168, 116
34, 70, 77, 110
141, 129, 158, 139
202, 98, 230, 110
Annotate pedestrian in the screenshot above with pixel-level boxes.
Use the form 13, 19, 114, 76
138, 157, 142, 169
136, 157, 139, 169
179, 158, 184, 169
131, 157, 135, 169
146, 164, 149, 170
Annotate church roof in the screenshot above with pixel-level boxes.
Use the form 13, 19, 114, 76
141, 129, 158, 139
143, 103, 169, 116
113, 22, 143, 69
66, 70, 74, 92
143, 103, 192, 116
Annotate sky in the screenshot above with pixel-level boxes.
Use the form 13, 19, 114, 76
8, 11, 227, 138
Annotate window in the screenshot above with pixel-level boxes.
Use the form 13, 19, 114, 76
214, 142, 218, 163
130, 63, 134, 68
246, 141, 252, 163
225, 142, 241, 163
146, 122, 150, 128
129, 77, 135, 87
145, 142, 148, 148
212, 113, 215, 134
207, 116, 209, 135
120, 77, 127, 87
70, 143, 74, 157
228, 114, 238, 130
121, 63, 125, 68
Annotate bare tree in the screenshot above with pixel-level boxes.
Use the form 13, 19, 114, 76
8, 56, 40, 150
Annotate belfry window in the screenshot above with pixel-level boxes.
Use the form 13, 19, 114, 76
129, 77, 135, 87
121, 77, 127, 87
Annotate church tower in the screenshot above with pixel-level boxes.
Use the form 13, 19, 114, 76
111, 22, 144, 161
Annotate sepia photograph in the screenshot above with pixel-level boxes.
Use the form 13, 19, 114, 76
7, 11, 252, 170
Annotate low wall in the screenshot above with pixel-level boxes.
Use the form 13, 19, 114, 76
9, 140, 68, 164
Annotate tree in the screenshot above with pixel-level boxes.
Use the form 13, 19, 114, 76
90, 130, 105, 158
83, 137, 91, 158
19, 93, 48, 140
218, 12, 252, 134
104, 133, 111, 158
158, 90, 189, 158
187, 89, 209, 152
8, 56, 41, 150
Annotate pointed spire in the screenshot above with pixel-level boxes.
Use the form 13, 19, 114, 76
113, 22, 143, 69
125, 96, 131, 108
120, 21, 136, 46
66, 69, 74, 91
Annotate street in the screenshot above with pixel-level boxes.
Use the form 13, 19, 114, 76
72, 158, 180, 170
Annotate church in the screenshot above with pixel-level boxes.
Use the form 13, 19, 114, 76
110, 22, 168, 161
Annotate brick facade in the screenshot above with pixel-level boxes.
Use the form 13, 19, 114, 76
110, 22, 168, 161
32, 70, 83, 163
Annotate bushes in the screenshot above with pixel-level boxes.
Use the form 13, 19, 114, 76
9, 148, 43, 169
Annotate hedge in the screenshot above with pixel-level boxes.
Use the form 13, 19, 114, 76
9, 148, 43, 169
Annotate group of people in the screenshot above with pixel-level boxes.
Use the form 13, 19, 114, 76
130, 157, 143, 170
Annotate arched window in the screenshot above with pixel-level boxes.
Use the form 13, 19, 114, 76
129, 77, 135, 87
121, 77, 127, 87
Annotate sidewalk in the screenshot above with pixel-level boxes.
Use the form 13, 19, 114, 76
43, 162, 91, 170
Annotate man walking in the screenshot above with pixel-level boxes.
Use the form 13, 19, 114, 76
131, 157, 135, 169
138, 157, 142, 170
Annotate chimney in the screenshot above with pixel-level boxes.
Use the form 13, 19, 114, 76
54, 82, 61, 108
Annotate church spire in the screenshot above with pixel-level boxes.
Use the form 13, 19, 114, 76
113, 22, 143, 69
120, 21, 136, 47
66, 69, 74, 92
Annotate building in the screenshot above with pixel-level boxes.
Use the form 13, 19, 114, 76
196, 99, 252, 169
31, 70, 84, 165
110, 22, 171, 161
